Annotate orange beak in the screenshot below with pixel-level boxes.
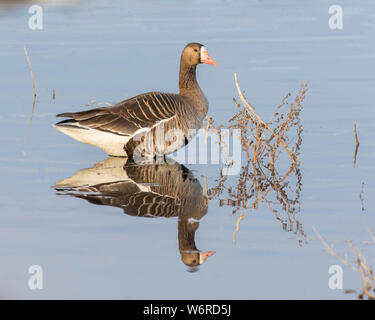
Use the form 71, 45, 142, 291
200, 47, 216, 66
199, 251, 216, 264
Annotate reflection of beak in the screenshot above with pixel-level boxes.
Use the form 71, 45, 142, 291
199, 251, 216, 264
200, 47, 216, 66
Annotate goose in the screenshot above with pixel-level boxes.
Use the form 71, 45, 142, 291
54, 157, 215, 268
54, 43, 216, 158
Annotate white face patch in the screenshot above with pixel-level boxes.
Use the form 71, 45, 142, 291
200, 46, 208, 56
200, 46, 216, 65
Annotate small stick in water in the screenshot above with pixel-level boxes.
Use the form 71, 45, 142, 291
53, 89, 56, 100
24, 46, 37, 97
234, 73, 296, 165
353, 121, 360, 167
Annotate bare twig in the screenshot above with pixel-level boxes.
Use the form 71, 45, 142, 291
354, 121, 360, 145
312, 225, 351, 268
313, 225, 375, 300
353, 121, 360, 167
234, 73, 296, 165
24, 46, 37, 97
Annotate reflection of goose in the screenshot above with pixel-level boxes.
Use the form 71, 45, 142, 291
54, 157, 215, 268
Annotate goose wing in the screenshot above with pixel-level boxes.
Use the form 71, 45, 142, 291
64, 181, 179, 218
56, 92, 181, 137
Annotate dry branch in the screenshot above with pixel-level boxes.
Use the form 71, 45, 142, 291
24, 46, 37, 97
234, 73, 296, 165
353, 121, 360, 167
313, 225, 375, 300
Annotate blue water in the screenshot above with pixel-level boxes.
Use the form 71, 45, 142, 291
0, 0, 374, 299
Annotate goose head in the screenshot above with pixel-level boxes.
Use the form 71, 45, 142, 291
181, 250, 216, 268
181, 43, 216, 67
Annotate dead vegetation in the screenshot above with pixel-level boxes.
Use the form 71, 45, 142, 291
313, 226, 375, 300
24, 46, 37, 97
24, 46, 37, 143
208, 74, 308, 243
353, 121, 360, 168
233, 214, 245, 244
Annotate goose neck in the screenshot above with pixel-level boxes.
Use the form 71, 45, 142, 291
179, 62, 200, 96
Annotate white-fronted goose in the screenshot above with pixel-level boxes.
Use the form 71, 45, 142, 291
54, 157, 215, 268
54, 43, 216, 157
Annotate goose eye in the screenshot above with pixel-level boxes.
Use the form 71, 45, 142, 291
194, 49, 198, 52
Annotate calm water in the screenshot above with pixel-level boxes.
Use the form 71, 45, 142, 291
0, 0, 374, 299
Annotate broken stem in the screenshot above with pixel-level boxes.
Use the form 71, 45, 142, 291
353, 121, 360, 168
234, 73, 296, 164
24, 46, 37, 97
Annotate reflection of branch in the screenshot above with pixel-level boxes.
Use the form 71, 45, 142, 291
252, 163, 295, 209
25, 95, 37, 143
233, 214, 245, 244
312, 226, 350, 267
360, 182, 365, 212
365, 226, 375, 243
204, 176, 208, 199
313, 225, 375, 300
24, 46, 38, 143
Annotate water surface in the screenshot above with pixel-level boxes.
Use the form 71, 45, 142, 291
0, 0, 374, 299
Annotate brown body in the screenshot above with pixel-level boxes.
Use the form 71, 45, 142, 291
54, 43, 215, 157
